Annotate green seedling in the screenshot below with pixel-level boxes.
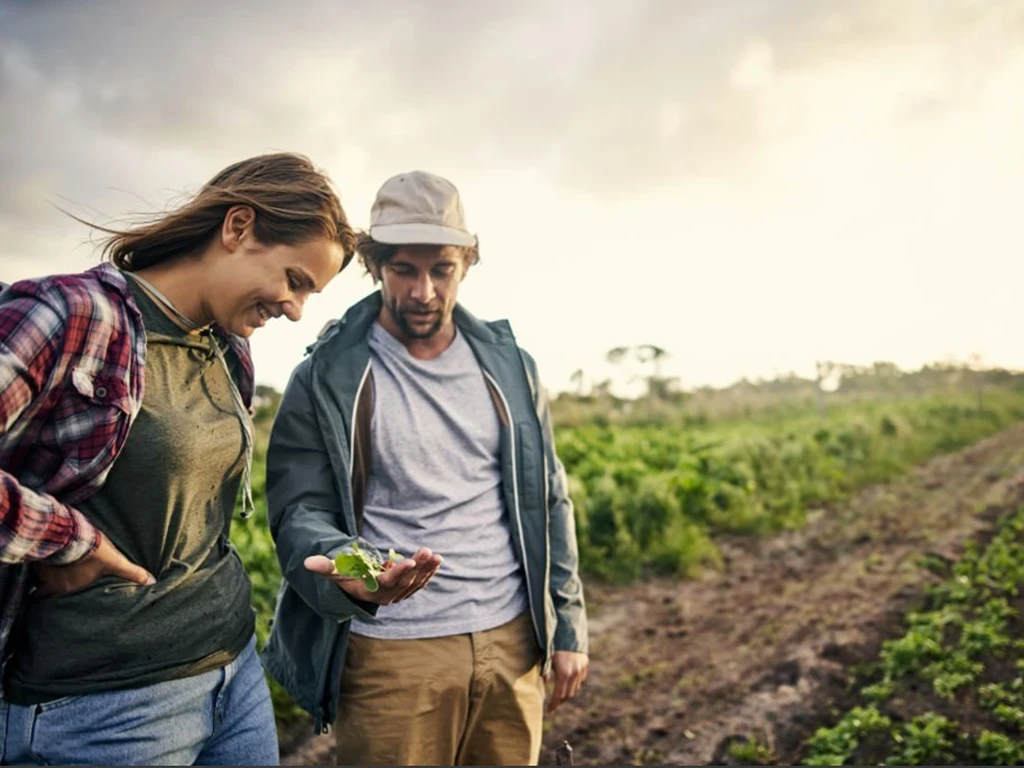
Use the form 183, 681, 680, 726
333, 543, 404, 592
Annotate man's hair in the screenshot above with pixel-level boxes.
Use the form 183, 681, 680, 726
355, 232, 480, 283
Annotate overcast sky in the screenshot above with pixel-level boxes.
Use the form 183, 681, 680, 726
2, 0, 1022, 394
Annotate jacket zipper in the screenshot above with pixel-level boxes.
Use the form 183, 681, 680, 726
482, 370, 543, 652
347, 362, 373, 495
313, 359, 372, 735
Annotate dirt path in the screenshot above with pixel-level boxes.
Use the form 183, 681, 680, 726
283, 423, 1024, 766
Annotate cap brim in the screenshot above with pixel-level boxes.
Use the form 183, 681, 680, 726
370, 223, 476, 248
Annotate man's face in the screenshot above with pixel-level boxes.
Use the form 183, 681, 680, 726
378, 244, 469, 341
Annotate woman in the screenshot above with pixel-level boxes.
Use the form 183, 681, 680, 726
0, 152, 355, 765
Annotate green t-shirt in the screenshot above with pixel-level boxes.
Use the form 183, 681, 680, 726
5, 280, 255, 703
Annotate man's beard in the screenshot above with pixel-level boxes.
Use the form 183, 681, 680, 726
386, 299, 444, 339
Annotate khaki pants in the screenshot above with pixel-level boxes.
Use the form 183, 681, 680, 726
334, 611, 545, 766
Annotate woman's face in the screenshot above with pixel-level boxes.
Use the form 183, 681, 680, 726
208, 235, 345, 338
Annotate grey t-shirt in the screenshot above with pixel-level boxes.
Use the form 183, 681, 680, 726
350, 321, 528, 639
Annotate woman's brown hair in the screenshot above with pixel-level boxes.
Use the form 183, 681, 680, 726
87, 153, 356, 271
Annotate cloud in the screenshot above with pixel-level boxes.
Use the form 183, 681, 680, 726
731, 40, 775, 91
2, 0, 1023, 391
0, 0, 815, 203
6, 0, 1013, 213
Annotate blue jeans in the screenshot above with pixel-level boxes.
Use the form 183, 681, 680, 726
0, 635, 278, 766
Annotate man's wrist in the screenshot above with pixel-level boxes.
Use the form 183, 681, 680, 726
554, 647, 588, 656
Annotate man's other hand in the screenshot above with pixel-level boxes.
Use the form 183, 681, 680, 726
545, 650, 589, 713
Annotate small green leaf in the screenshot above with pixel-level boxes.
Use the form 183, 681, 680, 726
334, 552, 371, 577
334, 543, 392, 590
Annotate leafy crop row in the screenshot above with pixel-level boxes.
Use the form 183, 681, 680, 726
801, 504, 1024, 766
561, 395, 1024, 581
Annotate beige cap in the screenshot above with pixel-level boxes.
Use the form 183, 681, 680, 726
369, 170, 477, 247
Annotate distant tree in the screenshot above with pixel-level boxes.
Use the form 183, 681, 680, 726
606, 346, 631, 366
254, 384, 281, 399
648, 375, 682, 402
608, 344, 674, 403
968, 353, 985, 410
815, 361, 840, 416
252, 384, 282, 425
635, 345, 671, 403
605, 346, 633, 401
592, 378, 613, 401
570, 368, 586, 398
634, 344, 669, 380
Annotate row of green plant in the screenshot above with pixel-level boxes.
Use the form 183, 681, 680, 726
560, 393, 1024, 582
799, 504, 1024, 766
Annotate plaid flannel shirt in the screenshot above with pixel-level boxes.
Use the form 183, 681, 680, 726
0, 263, 254, 685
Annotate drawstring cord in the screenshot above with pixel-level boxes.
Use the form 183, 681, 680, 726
127, 273, 255, 519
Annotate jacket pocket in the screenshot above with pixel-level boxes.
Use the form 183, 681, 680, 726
515, 420, 544, 512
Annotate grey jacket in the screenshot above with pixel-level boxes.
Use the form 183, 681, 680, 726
260, 292, 588, 733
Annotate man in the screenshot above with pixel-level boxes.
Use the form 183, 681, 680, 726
261, 170, 589, 766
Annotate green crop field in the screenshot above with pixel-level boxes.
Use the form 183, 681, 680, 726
561, 394, 1024, 582
231, 387, 1024, 740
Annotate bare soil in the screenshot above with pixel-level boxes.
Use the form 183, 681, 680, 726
282, 423, 1024, 766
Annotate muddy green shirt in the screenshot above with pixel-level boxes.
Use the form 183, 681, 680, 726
5, 281, 255, 703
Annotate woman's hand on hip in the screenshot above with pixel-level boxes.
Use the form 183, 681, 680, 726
33, 532, 156, 599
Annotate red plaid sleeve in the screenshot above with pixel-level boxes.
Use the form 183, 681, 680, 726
0, 294, 100, 564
